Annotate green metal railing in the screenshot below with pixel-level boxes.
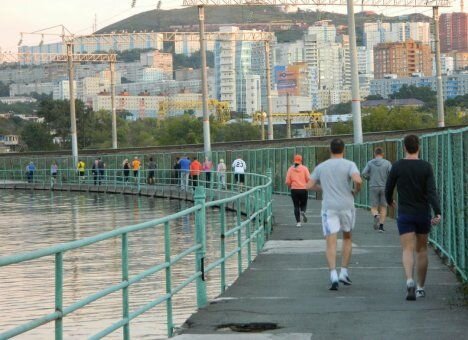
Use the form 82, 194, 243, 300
0, 170, 273, 339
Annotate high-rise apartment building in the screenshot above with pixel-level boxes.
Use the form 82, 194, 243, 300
214, 26, 269, 114
440, 12, 468, 52
374, 40, 432, 79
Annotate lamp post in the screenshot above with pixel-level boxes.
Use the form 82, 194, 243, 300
261, 111, 267, 141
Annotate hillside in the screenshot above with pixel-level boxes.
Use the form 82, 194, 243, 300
97, 6, 431, 42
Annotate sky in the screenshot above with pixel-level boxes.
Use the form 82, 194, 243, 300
0, 0, 463, 52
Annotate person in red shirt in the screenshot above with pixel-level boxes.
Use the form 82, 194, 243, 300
190, 157, 203, 188
285, 154, 311, 228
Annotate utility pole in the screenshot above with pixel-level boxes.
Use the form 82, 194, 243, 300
265, 40, 274, 140
110, 60, 118, 148
66, 42, 79, 166
286, 93, 291, 139
433, 6, 445, 128
198, 5, 212, 157
346, 0, 363, 144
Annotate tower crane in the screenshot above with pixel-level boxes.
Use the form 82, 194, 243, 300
183, 0, 453, 144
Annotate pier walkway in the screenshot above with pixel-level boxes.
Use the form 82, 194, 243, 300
176, 195, 468, 340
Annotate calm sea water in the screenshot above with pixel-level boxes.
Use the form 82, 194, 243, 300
0, 190, 246, 339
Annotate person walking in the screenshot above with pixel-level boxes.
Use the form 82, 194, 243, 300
202, 157, 213, 187
50, 161, 58, 184
122, 159, 130, 183
285, 154, 310, 228
98, 158, 105, 185
26, 161, 36, 183
132, 157, 141, 180
173, 157, 180, 185
190, 157, 202, 188
217, 159, 227, 190
232, 155, 247, 192
362, 147, 392, 232
92, 158, 99, 185
307, 138, 362, 291
385, 134, 441, 301
147, 157, 156, 185
77, 159, 86, 182
178, 156, 191, 191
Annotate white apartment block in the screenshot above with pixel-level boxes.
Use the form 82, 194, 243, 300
174, 34, 215, 56
53, 80, 77, 100
245, 75, 262, 116
276, 41, 305, 66
9, 82, 55, 97
273, 95, 312, 113
432, 55, 454, 76
93, 94, 163, 119
307, 21, 337, 43
370, 74, 468, 99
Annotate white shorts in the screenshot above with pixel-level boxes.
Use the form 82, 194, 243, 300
321, 209, 356, 236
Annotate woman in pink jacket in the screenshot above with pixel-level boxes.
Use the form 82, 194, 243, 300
285, 154, 311, 227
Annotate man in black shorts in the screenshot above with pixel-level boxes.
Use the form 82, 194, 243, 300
385, 135, 441, 301
232, 155, 246, 191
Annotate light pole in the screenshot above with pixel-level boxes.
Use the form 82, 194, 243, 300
198, 5, 212, 158
66, 42, 78, 166
261, 111, 267, 140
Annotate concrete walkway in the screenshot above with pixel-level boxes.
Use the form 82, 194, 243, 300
175, 195, 467, 340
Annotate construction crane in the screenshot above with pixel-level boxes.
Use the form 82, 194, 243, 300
183, 0, 453, 144
158, 98, 230, 122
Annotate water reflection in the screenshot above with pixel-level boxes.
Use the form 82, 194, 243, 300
0, 190, 244, 339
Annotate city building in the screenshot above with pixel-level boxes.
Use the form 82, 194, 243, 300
214, 26, 269, 113
373, 40, 432, 79
275, 41, 305, 66
244, 75, 262, 116
53, 80, 77, 100
0, 97, 37, 104
432, 54, 454, 76
275, 63, 309, 97
370, 73, 468, 99
140, 51, 173, 79
440, 12, 468, 53
9, 82, 55, 97
272, 95, 312, 113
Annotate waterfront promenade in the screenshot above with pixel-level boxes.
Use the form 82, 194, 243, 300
176, 195, 468, 340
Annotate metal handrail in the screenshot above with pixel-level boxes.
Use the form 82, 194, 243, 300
0, 169, 274, 339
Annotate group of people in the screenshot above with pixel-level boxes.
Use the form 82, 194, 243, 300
173, 155, 247, 192
24, 161, 58, 183
286, 135, 441, 301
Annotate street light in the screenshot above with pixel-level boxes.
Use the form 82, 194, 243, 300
261, 111, 267, 140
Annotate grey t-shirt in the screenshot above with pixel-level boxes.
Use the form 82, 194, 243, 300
362, 157, 392, 188
311, 158, 360, 211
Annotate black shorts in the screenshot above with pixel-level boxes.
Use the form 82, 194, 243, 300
234, 173, 245, 183
148, 171, 155, 178
397, 213, 431, 235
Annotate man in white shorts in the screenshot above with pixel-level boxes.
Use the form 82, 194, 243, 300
307, 138, 362, 290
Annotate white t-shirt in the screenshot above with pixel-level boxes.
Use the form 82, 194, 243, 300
232, 158, 246, 174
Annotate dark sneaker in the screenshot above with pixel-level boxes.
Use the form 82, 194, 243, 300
416, 289, 425, 298
329, 281, 339, 291
406, 282, 416, 301
339, 274, 352, 286
301, 212, 308, 223
373, 215, 380, 230
379, 225, 385, 233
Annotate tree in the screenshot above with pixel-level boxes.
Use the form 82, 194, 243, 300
155, 115, 203, 145
213, 121, 260, 142
329, 101, 351, 115
365, 94, 383, 100
0, 81, 10, 96
21, 122, 56, 151
389, 85, 436, 109
445, 94, 468, 109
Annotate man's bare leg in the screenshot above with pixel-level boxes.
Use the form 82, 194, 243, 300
415, 233, 429, 293
326, 233, 339, 289
338, 231, 353, 285
379, 206, 387, 225
400, 232, 416, 300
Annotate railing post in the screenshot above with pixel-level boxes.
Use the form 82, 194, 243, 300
220, 203, 226, 293
55, 252, 63, 340
194, 186, 207, 308
236, 198, 242, 276
266, 168, 273, 236
164, 221, 174, 337
246, 192, 252, 265
121, 233, 130, 340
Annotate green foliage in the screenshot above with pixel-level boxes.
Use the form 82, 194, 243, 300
155, 115, 203, 145
173, 51, 214, 69
0, 101, 38, 115
445, 94, 468, 108
0, 117, 25, 135
213, 121, 261, 142
362, 106, 435, 132
366, 94, 383, 100
0, 81, 10, 96
390, 85, 436, 109
116, 48, 154, 62
20, 122, 56, 151
276, 30, 304, 43
329, 101, 351, 115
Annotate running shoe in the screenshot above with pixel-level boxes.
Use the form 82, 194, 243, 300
339, 274, 352, 286
301, 212, 308, 223
296, 222, 302, 228
406, 281, 416, 301
373, 215, 380, 230
416, 289, 425, 298
329, 281, 339, 291
379, 225, 385, 233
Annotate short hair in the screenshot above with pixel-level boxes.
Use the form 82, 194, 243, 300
330, 138, 345, 154
374, 147, 384, 155
404, 134, 419, 154
149, 157, 153, 161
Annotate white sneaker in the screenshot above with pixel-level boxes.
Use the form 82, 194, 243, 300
296, 222, 302, 228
